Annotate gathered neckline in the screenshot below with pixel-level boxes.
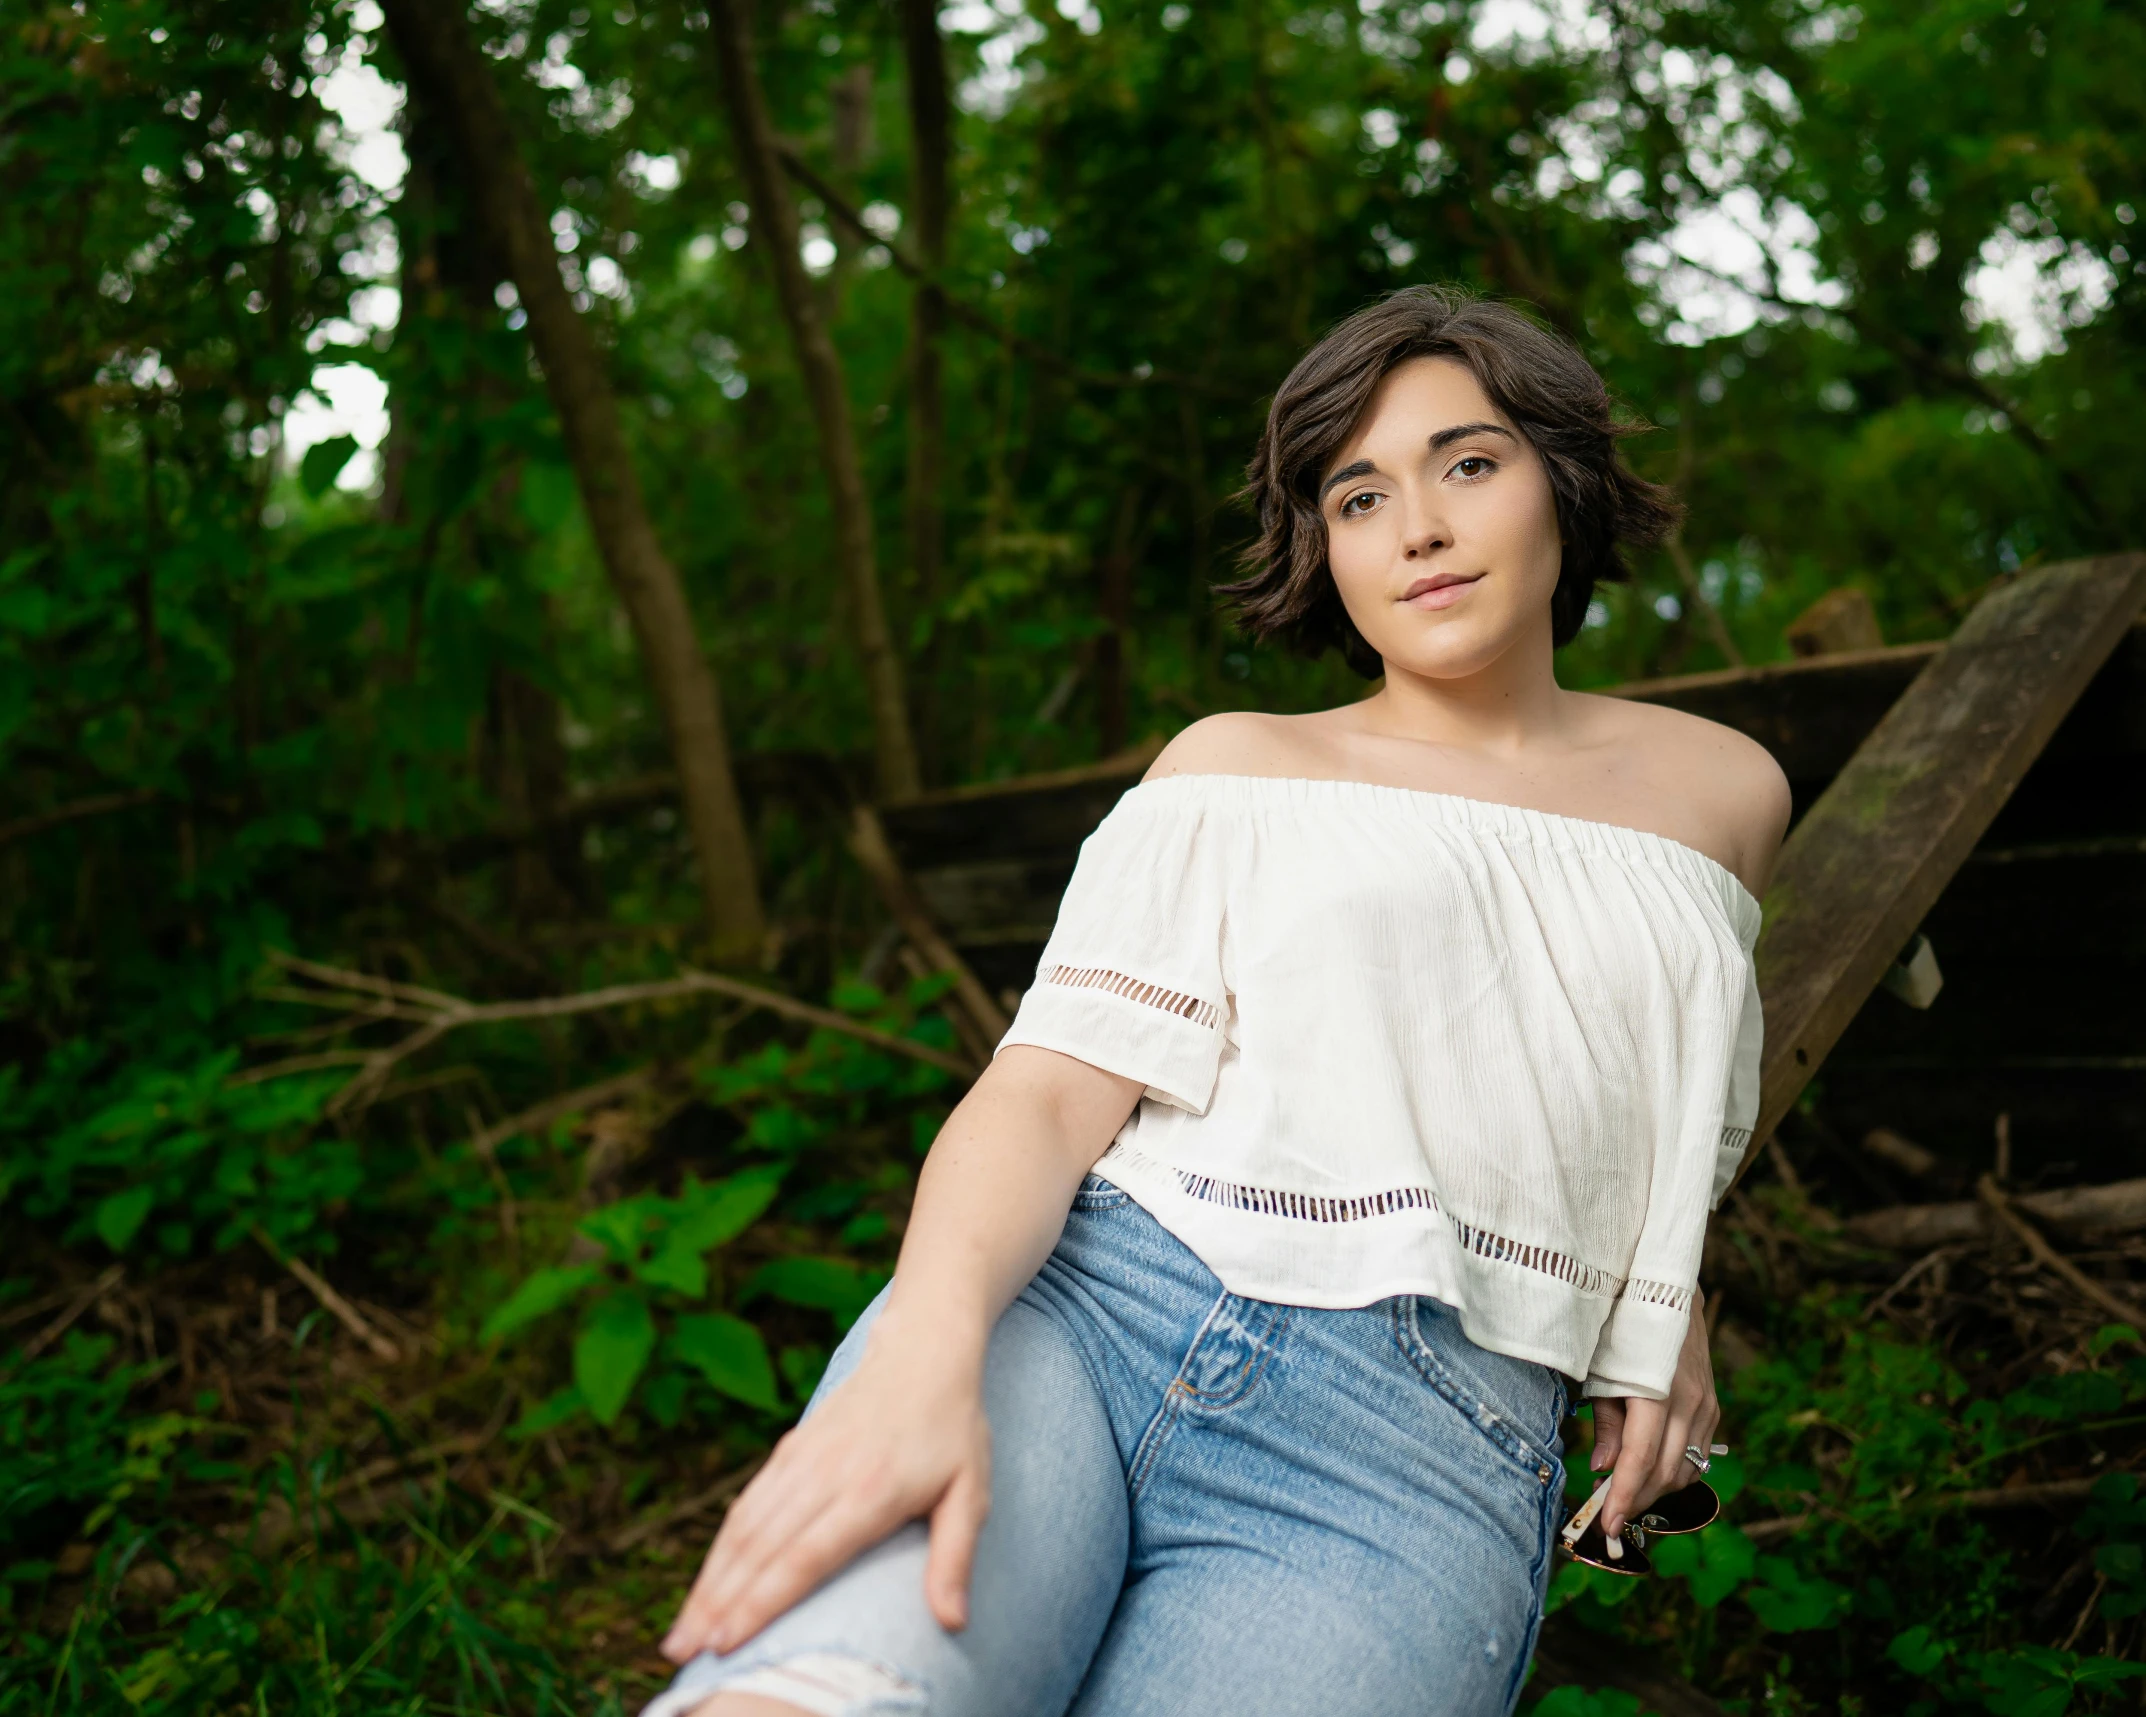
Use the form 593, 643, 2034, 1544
1133, 771, 1765, 925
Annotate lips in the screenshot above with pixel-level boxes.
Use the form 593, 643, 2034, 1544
1401, 571, 1486, 609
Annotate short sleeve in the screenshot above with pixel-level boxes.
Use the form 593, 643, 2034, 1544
1710, 953, 1763, 1210
995, 783, 1231, 1114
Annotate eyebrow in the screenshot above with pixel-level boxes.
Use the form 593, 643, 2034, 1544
1319, 459, 1377, 500
1428, 420, 1517, 452
1318, 423, 1517, 500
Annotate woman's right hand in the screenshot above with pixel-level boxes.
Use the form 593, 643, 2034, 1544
658, 1326, 993, 1663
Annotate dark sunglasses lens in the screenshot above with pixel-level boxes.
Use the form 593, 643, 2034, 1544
1558, 1515, 1653, 1577
1637, 1479, 1720, 1535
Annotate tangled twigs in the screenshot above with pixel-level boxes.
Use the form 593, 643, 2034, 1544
1977, 1174, 2145, 1330
251, 1225, 400, 1362
261, 949, 975, 1117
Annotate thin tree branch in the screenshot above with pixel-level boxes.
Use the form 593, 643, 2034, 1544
467, 1063, 662, 1159
252, 1226, 400, 1362
1978, 1173, 2145, 1329
847, 804, 1010, 1041
2, 1265, 125, 1375
705, 0, 921, 799
268, 957, 975, 1117
0, 789, 160, 847
774, 145, 1241, 400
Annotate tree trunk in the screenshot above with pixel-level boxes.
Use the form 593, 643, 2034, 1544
376, 0, 765, 959
1095, 489, 1140, 759
899, 0, 951, 782
705, 0, 922, 802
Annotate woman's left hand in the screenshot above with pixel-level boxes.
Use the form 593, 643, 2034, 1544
1590, 1289, 1719, 1546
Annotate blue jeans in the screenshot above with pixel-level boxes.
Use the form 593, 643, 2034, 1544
645, 1178, 1570, 1717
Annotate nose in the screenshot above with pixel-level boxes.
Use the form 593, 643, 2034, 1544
1400, 492, 1450, 560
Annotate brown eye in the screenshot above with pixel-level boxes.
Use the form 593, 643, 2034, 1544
1340, 490, 1379, 517
1452, 455, 1494, 479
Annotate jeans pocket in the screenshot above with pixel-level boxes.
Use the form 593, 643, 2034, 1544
1071, 1173, 1131, 1211
1393, 1299, 1563, 1483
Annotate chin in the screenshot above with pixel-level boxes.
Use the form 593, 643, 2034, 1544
1367, 620, 1516, 682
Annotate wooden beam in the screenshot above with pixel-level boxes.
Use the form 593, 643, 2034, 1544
1746, 555, 2146, 1169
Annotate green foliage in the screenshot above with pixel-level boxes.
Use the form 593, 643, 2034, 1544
3, 1496, 618, 1716
0, 1334, 192, 1558
2, 1048, 352, 1260
2075, 1473, 2146, 1622
484, 1166, 789, 1430
4, 0, 2142, 1703
1528, 1688, 1647, 1717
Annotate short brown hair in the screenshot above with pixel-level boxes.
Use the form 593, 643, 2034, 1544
1221, 286, 1680, 675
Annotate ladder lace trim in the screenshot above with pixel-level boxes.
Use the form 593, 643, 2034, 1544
1040, 965, 1223, 1030
1720, 1125, 1753, 1155
1623, 1277, 1694, 1313
1141, 1151, 1686, 1307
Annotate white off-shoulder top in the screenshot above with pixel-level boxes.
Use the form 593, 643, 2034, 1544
996, 772, 1764, 1401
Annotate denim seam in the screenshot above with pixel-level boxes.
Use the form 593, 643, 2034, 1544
1125, 1290, 1287, 1497
1125, 1288, 1229, 1496
1391, 1299, 1557, 1479
1505, 1471, 1566, 1714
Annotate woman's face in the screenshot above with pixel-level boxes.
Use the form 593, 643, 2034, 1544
1319, 356, 1564, 681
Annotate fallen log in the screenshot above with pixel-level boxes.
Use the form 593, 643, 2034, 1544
1847, 1176, 2146, 1249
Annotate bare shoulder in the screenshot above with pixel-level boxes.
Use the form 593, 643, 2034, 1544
1583, 694, 1793, 895
1143, 711, 1320, 782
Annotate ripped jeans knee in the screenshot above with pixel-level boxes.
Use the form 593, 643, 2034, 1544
660, 1650, 927, 1717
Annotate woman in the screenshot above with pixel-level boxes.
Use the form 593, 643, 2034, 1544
647, 286, 1789, 1717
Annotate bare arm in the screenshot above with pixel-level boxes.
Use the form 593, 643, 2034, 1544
660, 1045, 1142, 1661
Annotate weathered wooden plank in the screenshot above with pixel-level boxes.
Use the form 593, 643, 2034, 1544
879, 624, 2146, 920
1747, 554, 2146, 1162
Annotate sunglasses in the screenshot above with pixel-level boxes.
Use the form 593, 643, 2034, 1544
1556, 1477, 1721, 1578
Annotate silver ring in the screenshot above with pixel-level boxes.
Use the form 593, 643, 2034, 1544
1683, 1445, 1712, 1474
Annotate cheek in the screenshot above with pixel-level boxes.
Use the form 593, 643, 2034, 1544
1323, 520, 1387, 605
1477, 477, 1564, 587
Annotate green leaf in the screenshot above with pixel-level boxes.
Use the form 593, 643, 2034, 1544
667, 1167, 784, 1255
634, 1240, 707, 1299
574, 1291, 657, 1426
671, 1313, 779, 1410
1686, 1523, 1757, 1608
577, 1195, 662, 1263
299, 435, 361, 497
1527, 1690, 1644, 1717
481, 1264, 603, 1343
1889, 1624, 1949, 1677
740, 1256, 887, 1329
511, 1385, 588, 1441
1744, 1555, 1852, 1632
93, 1186, 155, 1253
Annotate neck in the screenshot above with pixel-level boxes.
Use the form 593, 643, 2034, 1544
1358, 623, 1570, 754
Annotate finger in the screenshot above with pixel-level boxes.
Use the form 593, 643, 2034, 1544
1602, 1400, 1663, 1537
692, 1478, 852, 1653
661, 1535, 732, 1663
1690, 1398, 1722, 1486
925, 1461, 992, 1632
719, 1490, 915, 1653
1657, 1417, 1696, 1497
666, 1470, 844, 1660
1589, 1398, 1626, 1473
